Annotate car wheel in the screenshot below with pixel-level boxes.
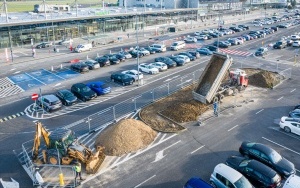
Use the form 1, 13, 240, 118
150, 71, 153, 74
45, 106, 50, 112
284, 126, 291, 133
210, 181, 217, 188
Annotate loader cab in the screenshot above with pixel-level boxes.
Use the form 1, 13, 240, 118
48, 128, 76, 155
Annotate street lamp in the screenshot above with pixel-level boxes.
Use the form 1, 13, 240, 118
135, 14, 141, 86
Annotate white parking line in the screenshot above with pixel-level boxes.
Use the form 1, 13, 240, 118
163, 140, 181, 151
228, 125, 239, 132
290, 89, 296, 93
277, 96, 283, 101
134, 175, 156, 188
191, 145, 205, 154
296, 169, 300, 173
262, 137, 300, 155
256, 109, 264, 114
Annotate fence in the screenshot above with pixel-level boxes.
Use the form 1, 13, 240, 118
16, 62, 291, 187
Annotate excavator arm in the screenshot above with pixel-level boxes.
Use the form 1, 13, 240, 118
32, 122, 50, 161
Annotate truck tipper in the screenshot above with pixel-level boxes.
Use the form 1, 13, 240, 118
193, 53, 248, 104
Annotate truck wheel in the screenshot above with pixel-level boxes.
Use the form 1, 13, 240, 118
48, 155, 59, 165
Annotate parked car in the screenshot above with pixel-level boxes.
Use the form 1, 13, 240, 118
195, 35, 208, 40
239, 141, 295, 178
279, 116, 300, 135
187, 51, 201, 59
83, 59, 100, 70
282, 174, 300, 188
271, 26, 279, 31
56, 89, 77, 106
227, 38, 238, 45
128, 50, 143, 58
71, 83, 97, 102
144, 46, 158, 54
168, 56, 185, 66
197, 48, 213, 55
255, 47, 268, 56
177, 55, 191, 63
149, 44, 167, 52
292, 41, 300, 47
74, 43, 92, 53
112, 54, 126, 62
178, 52, 196, 61
58, 39, 71, 45
149, 62, 168, 72
273, 41, 287, 49
288, 109, 300, 118
154, 57, 177, 68
139, 63, 159, 74
37, 94, 62, 112
121, 70, 143, 81
213, 41, 229, 48
226, 156, 282, 188
36, 42, 52, 49
238, 24, 249, 30
184, 177, 213, 188
110, 72, 134, 85
210, 163, 254, 188
95, 57, 110, 67
133, 47, 150, 56
118, 51, 132, 59
86, 81, 111, 95
204, 45, 218, 52
103, 54, 121, 65
70, 62, 89, 73
184, 37, 197, 43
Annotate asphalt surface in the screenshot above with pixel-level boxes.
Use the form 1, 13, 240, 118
0, 8, 300, 188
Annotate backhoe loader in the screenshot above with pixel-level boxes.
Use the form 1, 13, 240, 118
32, 122, 105, 174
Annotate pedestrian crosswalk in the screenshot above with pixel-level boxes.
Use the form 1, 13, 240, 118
0, 77, 24, 99
219, 49, 253, 57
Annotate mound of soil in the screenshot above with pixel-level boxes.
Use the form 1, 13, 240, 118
95, 119, 157, 156
247, 69, 280, 88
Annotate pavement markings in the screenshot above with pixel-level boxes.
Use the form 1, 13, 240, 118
228, 125, 239, 132
277, 96, 283, 101
0, 112, 26, 123
134, 175, 156, 188
290, 88, 296, 93
190, 145, 205, 154
255, 109, 264, 114
159, 134, 167, 142
163, 140, 181, 151
262, 137, 300, 156
269, 127, 300, 141
296, 169, 300, 173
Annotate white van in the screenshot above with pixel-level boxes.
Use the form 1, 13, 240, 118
74, 43, 92, 53
170, 41, 185, 51
283, 174, 300, 188
149, 44, 167, 52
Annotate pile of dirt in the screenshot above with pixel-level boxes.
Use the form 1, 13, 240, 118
245, 69, 280, 88
94, 119, 157, 156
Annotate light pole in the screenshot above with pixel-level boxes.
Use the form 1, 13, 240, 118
135, 14, 141, 86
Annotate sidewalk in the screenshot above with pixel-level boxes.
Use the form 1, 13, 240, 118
0, 9, 277, 66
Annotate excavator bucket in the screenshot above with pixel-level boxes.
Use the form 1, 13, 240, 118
85, 146, 106, 174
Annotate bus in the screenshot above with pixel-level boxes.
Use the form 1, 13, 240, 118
34, 4, 70, 13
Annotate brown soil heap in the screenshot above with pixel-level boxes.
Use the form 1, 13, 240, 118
247, 69, 280, 88
95, 119, 157, 156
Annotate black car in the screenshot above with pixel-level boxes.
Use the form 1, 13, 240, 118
212, 41, 229, 48
103, 54, 121, 64
238, 24, 249, 30
144, 47, 159, 54
111, 73, 134, 86
95, 57, 110, 67
208, 33, 218, 38
239, 141, 295, 178
56, 89, 78, 106
112, 54, 126, 62
71, 83, 97, 102
83, 60, 100, 70
255, 47, 268, 56
273, 41, 287, 49
187, 51, 201, 59
70, 62, 89, 73
168, 56, 185, 66
178, 52, 196, 61
154, 57, 177, 68
277, 24, 287, 28
128, 50, 143, 58
204, 45, 218, 52
36, 42, 52, 49
204, 34, 213, 39
229, 27, 242, 32
226, 156, 282, 188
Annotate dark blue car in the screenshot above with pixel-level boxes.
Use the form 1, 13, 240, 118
86, 81, 111, 95
184, 177, 213, 188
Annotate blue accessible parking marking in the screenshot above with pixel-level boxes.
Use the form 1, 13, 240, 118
9, 74, 32, 83
56, 69, 80, 79
16, 79, 44, 90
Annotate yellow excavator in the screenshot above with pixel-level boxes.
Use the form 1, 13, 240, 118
32, 122, 105, 174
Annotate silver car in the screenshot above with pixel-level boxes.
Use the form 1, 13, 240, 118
37, 94, 62, 112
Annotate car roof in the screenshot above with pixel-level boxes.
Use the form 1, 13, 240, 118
243, 142, 273, 155
248, 160, 277, 177
72, 83, 86, 88
214, 163, 242, 182
42, 94, 59, 101
58, 89, 71, 94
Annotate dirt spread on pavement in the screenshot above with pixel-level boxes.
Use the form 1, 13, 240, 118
94, 119, 157, 156
140, 68, 282, 132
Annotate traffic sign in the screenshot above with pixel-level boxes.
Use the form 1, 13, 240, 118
31, 93, 38, 100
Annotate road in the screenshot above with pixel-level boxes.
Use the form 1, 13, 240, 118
0, 9, 300, 187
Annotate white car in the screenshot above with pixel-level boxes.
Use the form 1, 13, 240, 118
292, 41, 300, 47
194, 31, 202, 36
149, 62, 168, 72
279, 116, 300, 135
283, 174, 300, 188
139, 63, 159, 74
184, 37, 197, 43
121, 70, 143, 81
291, 35, 300, 41
133, 47, 150, 56
177, 55, 190, 63
195, 35, 208, 40
119, 51, 132, 59
254, 23, 263, 27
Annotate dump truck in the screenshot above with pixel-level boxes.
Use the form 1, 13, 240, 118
193, 53, 248, 104
32, 122, 105, 174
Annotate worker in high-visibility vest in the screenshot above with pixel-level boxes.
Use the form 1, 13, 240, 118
74, 162, 83, 184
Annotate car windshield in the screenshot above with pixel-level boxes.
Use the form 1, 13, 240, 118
81, 86, 91, 92
234, 176, 253, 188
63, 92, 73, 98
269, 151, 282, 163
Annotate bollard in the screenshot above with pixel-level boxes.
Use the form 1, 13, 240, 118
51, 66, 54, 71
59, 173, 64, 186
